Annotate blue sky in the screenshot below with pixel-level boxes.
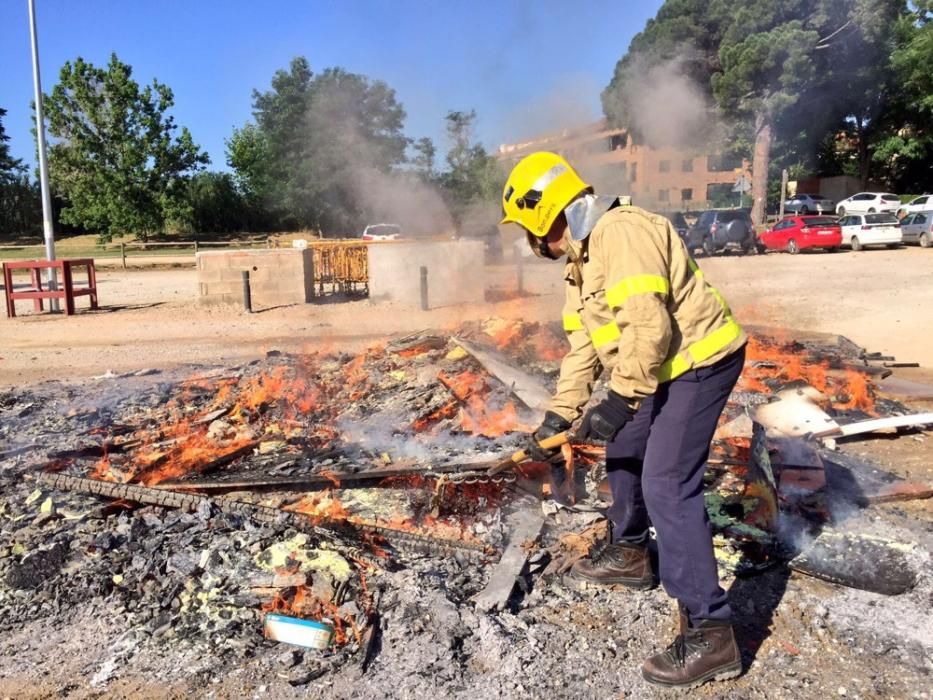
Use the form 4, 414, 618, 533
1, 0, 662, 170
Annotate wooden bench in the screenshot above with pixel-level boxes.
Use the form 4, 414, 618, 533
2, 258, 99, 317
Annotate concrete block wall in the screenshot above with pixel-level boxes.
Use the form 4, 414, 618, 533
196, 249, 314, 307
368, 241, 485, 308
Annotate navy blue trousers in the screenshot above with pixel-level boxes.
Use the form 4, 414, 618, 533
606, 346, 745, 622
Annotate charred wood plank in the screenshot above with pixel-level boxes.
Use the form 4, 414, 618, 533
0, 443, 39, 460
152, 462, 504, 494
452, 337, 552, 413
789, 529, 917, 595
472, 508, 545, 612
36, 472, 491, 561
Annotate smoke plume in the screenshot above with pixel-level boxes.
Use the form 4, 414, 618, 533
603, 53, 717, 150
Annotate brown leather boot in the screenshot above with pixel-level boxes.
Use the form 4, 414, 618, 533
570, 540, 655, 589
641, 611, 742, 688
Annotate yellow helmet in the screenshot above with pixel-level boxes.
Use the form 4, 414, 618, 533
500, 152, 590, 237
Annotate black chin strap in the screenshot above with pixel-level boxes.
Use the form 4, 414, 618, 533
527, 231, 561, 260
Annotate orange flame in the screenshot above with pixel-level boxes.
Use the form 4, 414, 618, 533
739, 336, 876, 413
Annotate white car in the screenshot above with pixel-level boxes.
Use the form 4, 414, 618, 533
837, 213, 903, 251
784, 193, 835, 214
900, 211, 933, 247
835, 192, 901, 216
360, 223, 402, 241
896, 194, 932, 219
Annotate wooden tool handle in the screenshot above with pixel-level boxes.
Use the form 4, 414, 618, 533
510, 430, 570, 464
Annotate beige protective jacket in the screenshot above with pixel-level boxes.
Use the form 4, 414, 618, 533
549, 205, 747, 422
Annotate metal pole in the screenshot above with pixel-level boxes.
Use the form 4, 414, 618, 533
779, 168, 789, 220
241, 270, 252, 313
120, 242, 126, 269
419, 266, 428, 311
28, 0, 58, 311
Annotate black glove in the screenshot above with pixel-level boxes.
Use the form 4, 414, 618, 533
527, 410, 571, 462
578, 390, 636, 442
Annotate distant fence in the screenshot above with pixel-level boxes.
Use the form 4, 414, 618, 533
0, 238, 273, 268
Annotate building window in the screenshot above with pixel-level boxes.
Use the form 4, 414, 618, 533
681, 188, 693, 202
658, 189, 670, 203
617, 162, 628, 181
631, 162, 638, 182
706, 182, 735, 206
659, 160, 671, 173
609, 133, 628, 151
707, 154, 742, 172
682, 159, 694, 172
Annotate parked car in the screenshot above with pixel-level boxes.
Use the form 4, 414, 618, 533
784, 193, 835, 215
758, 215, 842, 254
360, 223, 402, 241
899, 211, 933, 248
664, 211, 689, 240
837, 213, 902, 250
896, 194, 933, 219
835, 192, 901, 216
686, 209, 757, 256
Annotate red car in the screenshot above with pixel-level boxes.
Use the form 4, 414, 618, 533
758, 215, 842, 254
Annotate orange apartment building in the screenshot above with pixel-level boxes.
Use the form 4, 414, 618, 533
497, 120, 751, 212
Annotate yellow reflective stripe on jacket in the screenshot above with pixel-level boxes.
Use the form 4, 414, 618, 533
687, 257, 734, 317
562, 313, 584, 332
591, 321, 621, 348
605, 274, 670, 309
656, 319, 744, 383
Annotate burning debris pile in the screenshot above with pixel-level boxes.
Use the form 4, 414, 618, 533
0, 319, 931, 695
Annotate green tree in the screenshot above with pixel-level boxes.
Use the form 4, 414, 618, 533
226, 122, 276, 227
0, 108, 23, 178
230, 59, 410, 234
184, 171, 250, 234
440, 110, 503, 224
300, 68, 409, 233
43, 53, 208, 241
0, 107, 42, 237
410, 137, 436, 181
870, 2, 933, 190
603, 1, 909, 222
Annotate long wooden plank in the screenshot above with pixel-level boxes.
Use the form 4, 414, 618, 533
153, 460, 500, 493
453, 337, 552, 414
472, 509, 545, 613
812, 412, 933, 438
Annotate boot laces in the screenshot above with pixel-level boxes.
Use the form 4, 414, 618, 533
664, 631, 712, 668
587, 539, 619, 565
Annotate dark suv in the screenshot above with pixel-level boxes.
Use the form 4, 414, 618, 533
686, 210, 757, 256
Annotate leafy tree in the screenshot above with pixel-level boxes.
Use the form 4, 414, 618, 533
43, 53, 208, 241
0, 108, 24, 178
440, 110, 503, 224
0, 107, 42, 237
231, 59, 410, 234
184, 171, 250, 234
300, 68, 409, 233
410, 137, 436, 181
226, 122, 277, 227
603, 1, 917, 222
871, 2, 933, 191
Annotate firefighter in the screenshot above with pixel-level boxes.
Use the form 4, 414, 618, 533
501, 152, 747, 688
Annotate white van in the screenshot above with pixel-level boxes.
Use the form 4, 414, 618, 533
837, 213, 903, 251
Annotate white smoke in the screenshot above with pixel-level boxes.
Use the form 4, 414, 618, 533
603, 53, 717, 150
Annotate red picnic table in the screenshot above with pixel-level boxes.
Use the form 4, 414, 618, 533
2, 258, 99, 317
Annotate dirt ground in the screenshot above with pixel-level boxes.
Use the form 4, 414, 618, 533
1, 247, 932, 699
2, 246, 932, 388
